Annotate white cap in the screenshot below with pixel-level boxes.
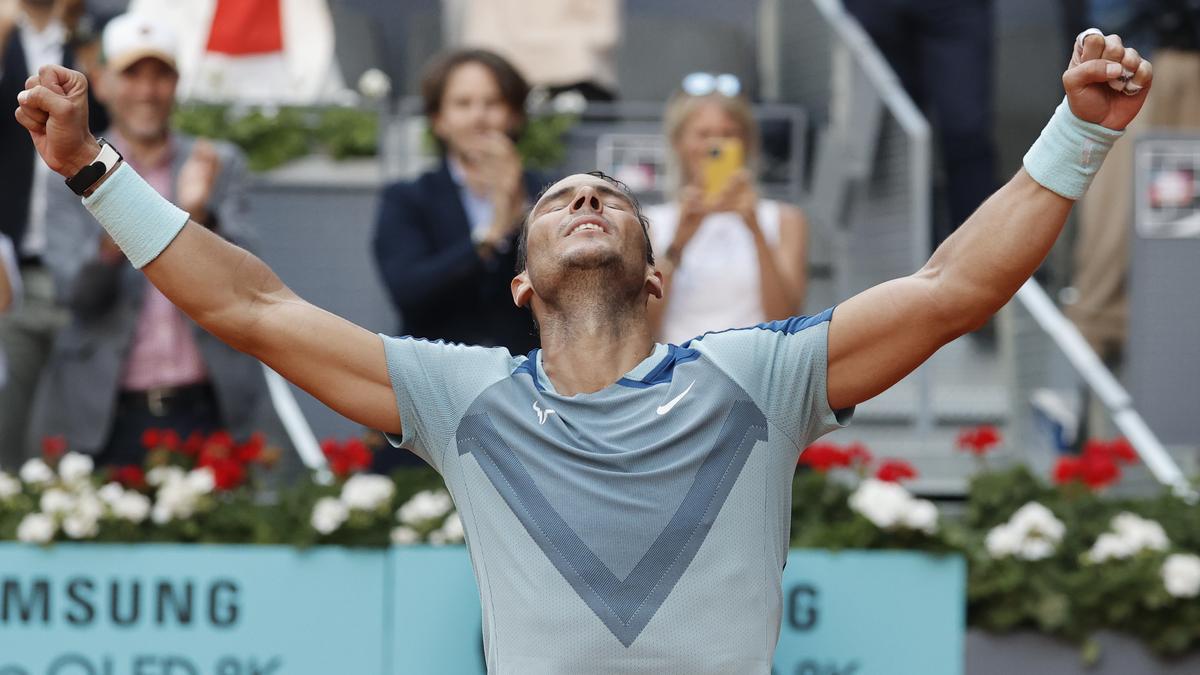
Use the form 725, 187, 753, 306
102, 13, 178, 74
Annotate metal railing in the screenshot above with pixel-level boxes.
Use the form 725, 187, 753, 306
770, 0, 1192, 497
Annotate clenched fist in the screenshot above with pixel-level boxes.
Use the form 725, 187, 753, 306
14, 64, 100, 178
1064, 29, 1153, 130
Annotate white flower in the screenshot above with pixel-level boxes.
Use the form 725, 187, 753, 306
57, 452, 94, 485
429, 513, 464, 546
151, 503, 172, 525
1162, 553, 1200, 599
551, 90, 588, 115
357, 68, 392, 100
341, 474, 395, 512
1009, 502, 1066, 543
62, 512, 99, 539
146, 466, 185, 487
985, 502, 1066, 560
1086, 512, 1170, 563
112, 492, 151, 524
152, 475, 204, 524
985, 523, 1022, 558
390, 525, 419, 545
311, 497, 349, 535
1111, 512, 1169, 552
1019, 538, 1057, 561
0, 471, 22, 499
900, 499, 939, 535
185, 468, 216, 495
397, 489, 453, 525
97, 482, 125, 506
17, 513, 56, 544
19, 458, 54, 486
848, 479, 912, 529
39, 488, 75, 516
1089, 532, 1137, 563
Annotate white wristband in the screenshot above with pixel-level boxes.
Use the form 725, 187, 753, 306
82, 163, 190, 269
1022, 97, 1124, 200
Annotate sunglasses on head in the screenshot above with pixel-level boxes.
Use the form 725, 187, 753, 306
681, 72, 742, 98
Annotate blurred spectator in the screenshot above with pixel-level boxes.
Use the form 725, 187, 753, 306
372, 49, 542, 353
645, 87, 809, 345
29, 13, 282, 467
1066, 0, 1200, 366
843, 0, 998, 248
127, 0, 343, 103
0, 233, 21, 389
0, 0, 107, 468
448, 0, 620, 101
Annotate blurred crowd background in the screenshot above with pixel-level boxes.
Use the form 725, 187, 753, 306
1, 0, 1197, 497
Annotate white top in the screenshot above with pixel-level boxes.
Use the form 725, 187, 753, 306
645, 200, 784, 345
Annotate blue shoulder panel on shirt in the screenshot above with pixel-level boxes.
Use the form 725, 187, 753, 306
681, 305, 836, 347
513, 349, 544, 392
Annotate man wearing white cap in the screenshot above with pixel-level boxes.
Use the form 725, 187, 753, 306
29, 12, 277, 467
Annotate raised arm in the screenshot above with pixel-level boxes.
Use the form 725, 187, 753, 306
825, 31, 1152, 411
14, 65, 402, 435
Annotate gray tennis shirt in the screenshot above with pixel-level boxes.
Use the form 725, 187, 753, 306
382, 307, 851, 674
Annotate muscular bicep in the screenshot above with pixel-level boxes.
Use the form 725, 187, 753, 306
826, 271, 960, 411
246, 292, 402, 434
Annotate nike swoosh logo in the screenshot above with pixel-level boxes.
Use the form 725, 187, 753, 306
656, 381, 695, 415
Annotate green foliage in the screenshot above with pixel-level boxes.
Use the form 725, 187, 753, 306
173, 103, 379, 172
516, 113, 577, 170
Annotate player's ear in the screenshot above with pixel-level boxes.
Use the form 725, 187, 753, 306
511, 271, 534, 307
646, 268, 664, 300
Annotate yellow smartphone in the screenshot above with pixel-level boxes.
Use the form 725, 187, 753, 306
702, 138, 744, 201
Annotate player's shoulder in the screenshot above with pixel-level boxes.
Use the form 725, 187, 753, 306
379, 334, 523, 378
681, 307, 836, 352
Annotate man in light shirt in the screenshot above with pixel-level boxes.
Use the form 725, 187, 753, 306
30, 13, 276, 466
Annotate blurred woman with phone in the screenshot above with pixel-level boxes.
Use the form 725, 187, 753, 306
645, 76, 809, 344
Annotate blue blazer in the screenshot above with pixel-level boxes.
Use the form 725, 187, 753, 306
372, 162, 545, 354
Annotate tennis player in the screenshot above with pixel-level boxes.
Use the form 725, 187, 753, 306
14, 29, 1150, 673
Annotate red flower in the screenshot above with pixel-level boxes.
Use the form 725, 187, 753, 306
1105, 438, 1138, 464
321, 438, 373, 478
1053, 441, 1124, 491
876, 459, 918, 483
956, 425, 1002, 456
1053, 456, 1083, 484
844, 443, 873, 467
182, 432, 205, 456
234, 433, 266, 464
799, 442, 851, 472
160, 430, 181, 452
141, 428, 161, 450
41, 435, 67, 461
112, 465, 146, 490
197, 450, 246, 490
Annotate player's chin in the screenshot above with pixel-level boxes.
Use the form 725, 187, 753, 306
558, 243, 623, 271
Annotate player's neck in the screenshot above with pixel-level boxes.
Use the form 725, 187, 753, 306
537, 309, 654, 396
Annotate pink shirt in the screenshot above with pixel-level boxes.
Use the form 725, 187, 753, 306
112, 134, 209, 391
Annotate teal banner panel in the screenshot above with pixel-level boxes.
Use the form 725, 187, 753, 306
0, 543, 388, 675
774, 550, 966, 675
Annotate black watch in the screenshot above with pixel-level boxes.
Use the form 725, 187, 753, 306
65, 138, 123, 197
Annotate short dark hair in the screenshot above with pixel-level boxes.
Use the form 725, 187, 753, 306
420, 49, 530, 144
515, 171, 655, 273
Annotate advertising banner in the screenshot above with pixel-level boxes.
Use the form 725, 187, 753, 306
0, 544, 388, 675
0, 545, 963, 674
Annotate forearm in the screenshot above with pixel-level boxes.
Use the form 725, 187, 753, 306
920, 169, 1072, 331
751, 230, 803, 320
141, 222, 287, 356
